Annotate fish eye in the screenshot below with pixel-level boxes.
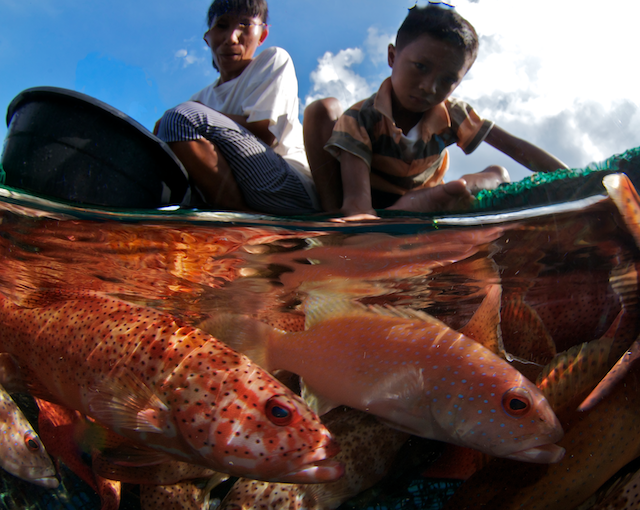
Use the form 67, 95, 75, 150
24, 431, 41, 452
265, 396, 295, 426
501, 388, 532, 418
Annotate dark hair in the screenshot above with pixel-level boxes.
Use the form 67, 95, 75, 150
206, 0, 269, 28
396, 5, 478, 63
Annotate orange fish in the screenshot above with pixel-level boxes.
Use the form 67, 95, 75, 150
0, 292, 341, 484
219, 407, 410, 510
443, 336, 640, 510
205, 290, 564, 464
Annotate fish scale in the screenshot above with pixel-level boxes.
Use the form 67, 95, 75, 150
0, 292, 341, 483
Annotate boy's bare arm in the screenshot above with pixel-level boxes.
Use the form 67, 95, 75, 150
484, 125, 569, 173
339, 152, 378, 219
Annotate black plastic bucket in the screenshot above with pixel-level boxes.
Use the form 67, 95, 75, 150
2, 87, 189, 208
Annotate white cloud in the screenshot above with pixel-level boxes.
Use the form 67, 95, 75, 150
364, 27, 394, 66
174, 48, 203, 67
304, 48, 374, 111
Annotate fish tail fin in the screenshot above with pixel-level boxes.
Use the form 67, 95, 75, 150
198, 314, 282, 371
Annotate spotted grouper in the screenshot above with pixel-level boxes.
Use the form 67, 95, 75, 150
0, 292, 341, 483
204, 291, 564, 464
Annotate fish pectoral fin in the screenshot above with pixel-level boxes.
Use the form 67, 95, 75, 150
88, 371, 170, 434
300, 380, 340, 416
95, 443, 173, 469
365, 366, 426, 410
374, 416, 426, 437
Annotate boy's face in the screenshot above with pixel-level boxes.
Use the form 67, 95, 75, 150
388, 34, 472, 114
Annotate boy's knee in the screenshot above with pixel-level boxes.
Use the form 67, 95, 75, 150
304, 98, 343, 125
482, 165, 510, 184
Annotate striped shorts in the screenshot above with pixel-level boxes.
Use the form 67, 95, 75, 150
157, 101, 318, 215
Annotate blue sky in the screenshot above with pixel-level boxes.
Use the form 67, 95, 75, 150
2, 0, 640, 183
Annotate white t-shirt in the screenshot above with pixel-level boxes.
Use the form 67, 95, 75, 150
191, 47, 317, 205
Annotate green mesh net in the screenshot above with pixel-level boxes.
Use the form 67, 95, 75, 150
473, 146, 640, 212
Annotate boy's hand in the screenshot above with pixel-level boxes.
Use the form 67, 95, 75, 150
461, 165, 510, 195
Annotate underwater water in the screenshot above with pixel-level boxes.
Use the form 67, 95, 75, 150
0, 151, 639, 509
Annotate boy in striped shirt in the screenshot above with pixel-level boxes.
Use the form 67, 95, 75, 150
304, 4, 568, 220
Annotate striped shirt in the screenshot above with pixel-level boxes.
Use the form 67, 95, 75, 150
325, 78, 494, 195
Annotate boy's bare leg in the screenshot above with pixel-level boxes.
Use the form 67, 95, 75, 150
168, 139, 250, 211
303, 98, 343, 213
389, 165, 510, 213
388, 180, 473, 213
461, 165, 510, 195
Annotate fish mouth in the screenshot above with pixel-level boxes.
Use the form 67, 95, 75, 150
272, 437, 343, 483
31, 475, 60, 489
503, 443, 565, 464
276, 457, 344, 484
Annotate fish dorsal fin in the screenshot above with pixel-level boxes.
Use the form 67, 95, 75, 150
365, 304, 434, 321
300, 379, 341, 416
304, 289, 442, 331
460, 284, 506, 356
88, 371, 170, 434
303, 292, 370, 330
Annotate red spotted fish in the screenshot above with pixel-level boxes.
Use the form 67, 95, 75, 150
0, 292, 342, 483
203, 287, 564, 464
219, 407, 410, 510
0, 384, 58, 488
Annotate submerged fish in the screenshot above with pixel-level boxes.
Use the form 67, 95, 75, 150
219, 407, 410, 510
0, 385, 58, 488
443, 333, 640, 510
204, 290, 564, 464
0, 292, 341, 483
36, 398, 121, 510
140, 481, 216, 510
